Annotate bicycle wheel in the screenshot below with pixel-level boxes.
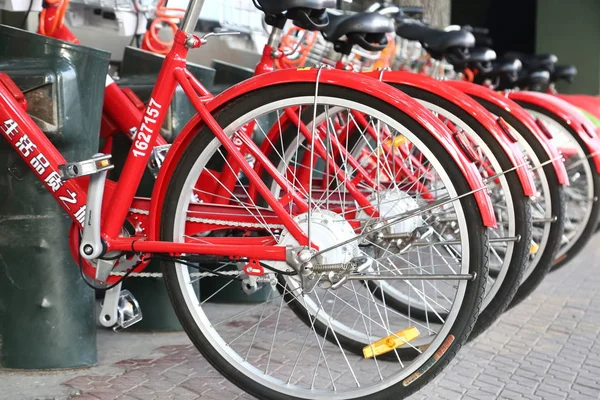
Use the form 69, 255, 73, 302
473, 100, 565, 309
520, 104, 600, 271
159, 82, 488, 399
361, 86, 530, 339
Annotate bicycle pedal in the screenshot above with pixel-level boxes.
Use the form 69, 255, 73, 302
113, 289, 143, 332
58, 154, 114, 181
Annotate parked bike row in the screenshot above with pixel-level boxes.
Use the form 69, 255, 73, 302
1, 0, 599, 398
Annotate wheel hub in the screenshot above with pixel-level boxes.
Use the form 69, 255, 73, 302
269, 210, 361, 275
358, 189, 424, 237
287, 209, 360, 263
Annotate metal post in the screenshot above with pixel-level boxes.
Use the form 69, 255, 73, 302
181, 0, 206, 34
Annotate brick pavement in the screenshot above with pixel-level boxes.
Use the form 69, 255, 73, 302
4, 239, 600, 399
61, 239, 600, 400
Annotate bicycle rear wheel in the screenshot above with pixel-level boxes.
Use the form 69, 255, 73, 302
159, 82, 488, 399
362, 86, 530, 339
474, 100, 566, 310
520, 104, 600, 271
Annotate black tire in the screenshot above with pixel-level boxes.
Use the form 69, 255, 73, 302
516, 102, 600, 272
472, 99, 566, 310
159, 83, 489, 399
378, 85, 531, 340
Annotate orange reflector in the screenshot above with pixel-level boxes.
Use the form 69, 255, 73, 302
497, 117, 519, 143
391, 135, 407, 147
97, 159, 110, 168
363, 327, 420, 359
378, 135, 407, 156
530, 240, 539, 255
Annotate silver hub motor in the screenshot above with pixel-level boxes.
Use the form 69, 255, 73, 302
358, 189, 424, 235
272, 209, 361, 272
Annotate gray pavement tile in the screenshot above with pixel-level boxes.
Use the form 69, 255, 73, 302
4, 233, 600, 400
498, 389, 526, 400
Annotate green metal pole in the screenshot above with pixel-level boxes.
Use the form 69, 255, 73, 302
0, 25, 109, 369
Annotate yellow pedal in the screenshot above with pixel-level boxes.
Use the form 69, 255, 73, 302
363, 327, 420, 359
386, 135, 407, 148
530, 240, 540, 255
377, 135, 407, 156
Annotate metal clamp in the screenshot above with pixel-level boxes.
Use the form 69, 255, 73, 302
148, 144, 171, 178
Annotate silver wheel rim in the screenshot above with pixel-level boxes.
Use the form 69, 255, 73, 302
169, 95, 476, 398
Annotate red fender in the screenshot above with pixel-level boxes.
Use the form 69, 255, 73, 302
445, 81, 569, 185
149, 68, 497, 242
507, 91, 600, 173
365, 71, 535, 196
557, 94, 600, 121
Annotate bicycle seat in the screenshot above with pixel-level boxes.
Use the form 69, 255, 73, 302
256, 0, 335, 29
491, 59, 522, 78
504, 52, 558, 72
395, 18, 475, 59
475, 59, 522, 87
451, 46, 496, 73
468, 47, 496, 63
552, 64, 577, 83
462, 25, 493, 47
321, 11, 395, 54
257, 0, 333, 15
517, 69, 550, 91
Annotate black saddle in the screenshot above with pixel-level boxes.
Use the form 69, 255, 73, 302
322, 12, 395, 54
504, 52, 558, 72
475, 59, 522, 87
517, 70, 550, 91
462, 26, 493, 47
552, 64, 577, 83
468, 47, 496, 63
256, 0, 335, 29
395, 18, 475, 60
451, 46, 496, 74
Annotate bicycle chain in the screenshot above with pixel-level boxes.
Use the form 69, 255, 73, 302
113, 208, 281, 278
110, 270, 241, 278
129, 208, 285, 230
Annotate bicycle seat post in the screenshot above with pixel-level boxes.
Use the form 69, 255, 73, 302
180, 0, 206, 34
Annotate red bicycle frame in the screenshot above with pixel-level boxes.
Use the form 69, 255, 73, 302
36, 7, 498, 226
0, 28, 310, 262
0, 2, 499, 278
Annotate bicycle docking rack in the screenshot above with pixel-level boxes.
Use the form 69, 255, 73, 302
0, 24, 110, 369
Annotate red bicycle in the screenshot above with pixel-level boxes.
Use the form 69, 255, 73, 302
0, 0, 500, 398
271, 10, 543, 340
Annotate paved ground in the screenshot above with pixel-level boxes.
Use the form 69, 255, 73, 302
2, 239, 600, 400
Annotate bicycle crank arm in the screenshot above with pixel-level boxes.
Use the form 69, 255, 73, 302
346, 273, 476, 281
75, 153, 112, 260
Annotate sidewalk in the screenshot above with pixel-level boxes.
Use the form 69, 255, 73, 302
2, 240, 600, 400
